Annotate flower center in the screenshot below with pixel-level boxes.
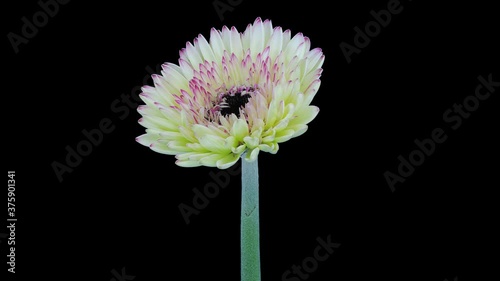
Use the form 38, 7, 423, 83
206, 86, 255, 122
220, 92, 251, 117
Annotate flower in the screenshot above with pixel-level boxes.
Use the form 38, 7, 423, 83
136, 17, 324, 169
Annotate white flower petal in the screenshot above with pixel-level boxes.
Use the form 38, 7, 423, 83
289, 105, 319, 126
224, 136, 238, 150
136, 133, 158, 147
290, 124, 308, 138
301, 68, 323, 92
243, 136, 259, 149
274, 129, 295, 143
305, 48, 324, 74
221, 26, 232, 53
304, 79, 321, 96
156, 108, 182, 130
241, 23, 252, 52
258, 143, 278, 154
245, 148, 260, 162
199, 153, 225, 167
139, 115, 178, 131
137, 105, 162, 118
262, 18, 274, 44
150, 75, 177, 105
161, 63, 190, 95
195, 34, 216, 63
178, 58, 194, 78
281, 29, 292, 53
199, 135, 230, 153
150, 142, 177, 155
182, 42, 202, 69
285, 33, 305, 62
217, 153, 240, 169
232, 144, 246, 154
230, 26, 244, 59
231, 118, 249, 141
177, 152, 211, 161
175, 159, 202, 167
167, 140, 192, 152
274, 117, 290, 131
158, 131, 185, 140
192, 124, 227, 139
269, 27, 283, 60
178, 125, 197, 143
209, 27, 225, 63
250, 17, 265, 58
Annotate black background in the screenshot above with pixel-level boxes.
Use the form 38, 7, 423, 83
3, 0, 499, 280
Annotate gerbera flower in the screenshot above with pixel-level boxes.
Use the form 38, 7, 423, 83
136, 17, 324, 169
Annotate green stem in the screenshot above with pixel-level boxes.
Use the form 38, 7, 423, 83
241, 154, 261, 281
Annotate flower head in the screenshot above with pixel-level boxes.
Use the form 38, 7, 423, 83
136, 17, 324, 169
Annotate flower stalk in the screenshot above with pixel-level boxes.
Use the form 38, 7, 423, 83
135, 18, 324, 281
241, 153, 260, 281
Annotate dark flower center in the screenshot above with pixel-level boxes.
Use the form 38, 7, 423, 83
204, 86, 256, 122
220, 92, 251, 117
